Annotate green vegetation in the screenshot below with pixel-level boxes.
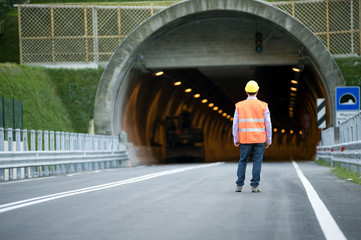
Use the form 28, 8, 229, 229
316, 159, 361, 185
0, 10, 19, 63
30, 0, 172, 3
335, 57, 361, 86
0, 63, 103, 132
45, 67, 103, 133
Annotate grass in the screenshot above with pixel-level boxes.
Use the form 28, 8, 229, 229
0, 63, 103, 133
315, 159, 361, 185
45, 67, 103, 133
334, 57, 361, 86
0, 63, 74, 131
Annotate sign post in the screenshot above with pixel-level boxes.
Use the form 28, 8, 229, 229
317, 98, 326, 129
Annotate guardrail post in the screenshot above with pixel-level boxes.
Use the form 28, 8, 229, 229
50, 131, 54, 150
61, 132, 65, 150
56, 131, 60, 151
69, 133, 73, 150
77, 133, 82, 150
30, 130, 35, 151
7, 128, 13, 151
37, 130, 42, 151
22, 129, 28, 151
44, 130, 49, 151
65, 132, 69, 150
0, 128, 4, 151
15, 129, 21, 151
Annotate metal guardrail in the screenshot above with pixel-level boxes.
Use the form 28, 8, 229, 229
317, 112, 361, 173
0, 127, 129, 181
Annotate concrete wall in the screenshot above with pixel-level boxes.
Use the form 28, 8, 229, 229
143, 15, 301, 68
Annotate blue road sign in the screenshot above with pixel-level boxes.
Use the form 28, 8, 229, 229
335, 87, 360, 111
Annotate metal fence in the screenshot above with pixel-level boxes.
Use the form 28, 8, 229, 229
0, 96, 23, 130
0, 127, 129, 181
18, 0, 361, 65
316, 112, 361, 174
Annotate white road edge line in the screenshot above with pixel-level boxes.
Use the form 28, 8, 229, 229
292, 161, 347, 240
0, 162, 224, 214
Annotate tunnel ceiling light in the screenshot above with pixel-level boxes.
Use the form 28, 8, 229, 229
201, 99, 208, 103
299, 130, 303, 135
218, 109, 223, 114
290, 87, 297, 92
273, 128, 277, 133
213, 106, 219, 111
289, 107, 294, 111
292, 65, 304, 72
222, 113, 227, 117
230, 117, 234, 121
291, 80, 298, 84
185, 88, 192, 93
154, 71, 164, 76
281, 129, 285, 133
174, 81, 182, 86
208, 103, 214, 108
290, 92, 296, 97
227, 115, 231, 119
193, 93, 200, 98
290, 130, 294, 134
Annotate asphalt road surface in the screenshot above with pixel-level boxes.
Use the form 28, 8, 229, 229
0, 161, 360, 240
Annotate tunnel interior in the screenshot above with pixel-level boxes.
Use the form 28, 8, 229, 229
121, 64, 328, 163
98, 7, 339, 164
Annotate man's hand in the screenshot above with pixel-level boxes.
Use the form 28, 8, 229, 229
265, 142, 271, 148
234, 142, 240, 147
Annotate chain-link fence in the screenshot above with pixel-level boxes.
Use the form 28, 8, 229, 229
0, 96, 23, 130
18, 0, 361, 64
273, 0, 360, 55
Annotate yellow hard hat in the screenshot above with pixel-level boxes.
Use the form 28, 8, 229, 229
245, 80, 259, 93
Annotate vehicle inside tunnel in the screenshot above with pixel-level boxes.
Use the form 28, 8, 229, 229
121, 64, 328, 163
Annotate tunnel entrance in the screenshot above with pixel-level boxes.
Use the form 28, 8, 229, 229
94, 0, 344, 164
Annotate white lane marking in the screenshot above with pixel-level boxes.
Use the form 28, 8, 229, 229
0, 177, 56, 185
292, 161, 347, 240
0, 162, 223, 213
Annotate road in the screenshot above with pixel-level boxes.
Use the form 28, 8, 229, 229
0, 161, 360, 240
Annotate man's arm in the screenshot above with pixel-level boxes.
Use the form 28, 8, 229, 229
232, 109, 240, 147
264, 107, 272, 148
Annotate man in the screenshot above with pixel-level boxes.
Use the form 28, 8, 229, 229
232, 80, 272, 193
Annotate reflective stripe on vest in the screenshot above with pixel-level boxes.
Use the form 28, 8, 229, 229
239, 128, 266, 132
239, 118, 264, 123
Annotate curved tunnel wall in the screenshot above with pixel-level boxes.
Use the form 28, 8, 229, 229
94, 0, 345, 163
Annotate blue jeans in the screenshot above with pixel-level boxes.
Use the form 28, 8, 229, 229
236, 143, 265, 187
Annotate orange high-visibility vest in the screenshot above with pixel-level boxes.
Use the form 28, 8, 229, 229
235, 99, 267, 144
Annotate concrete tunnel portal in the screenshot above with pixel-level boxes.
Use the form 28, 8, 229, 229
94, 0, 345, 164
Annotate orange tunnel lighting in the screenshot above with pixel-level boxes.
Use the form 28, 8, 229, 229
193, 93, 200, 98
174, 81, 182, 86
185, 88, 192, 93
201, 99, 208, 103
155, 71, 164, 76
208, 103, 214, 107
